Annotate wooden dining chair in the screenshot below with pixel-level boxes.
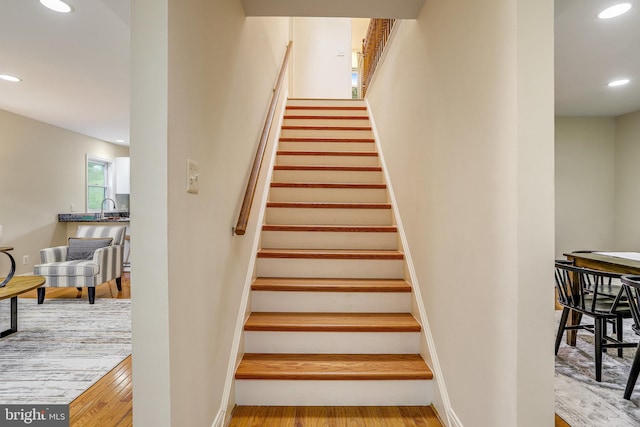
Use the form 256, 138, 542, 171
555, 261, 634, 381
620, 275, 640, 399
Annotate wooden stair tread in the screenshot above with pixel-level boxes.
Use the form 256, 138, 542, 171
274, 165, 382, 172
245, 312, 421, 332
284, 115, 370, 120
262, 225, 397, 233
286, 106, 368, 111
266, 202, 391, 209
281, 126, 373, 131
277, 150, 378, 157
280, 137, 374, 143
235, 354, 433, 380
271, 182, 386, 189
251, 278, 412, 292
257, 249, 404, 260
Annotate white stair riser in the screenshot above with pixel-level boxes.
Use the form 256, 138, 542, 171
265, 208, 392, 225
261, 230, 398, 250
256, 258, 404, 279
279, 141, 376, 152
244, 331, 420, 354
251, 291, 410, 312
272, 169, 383, 183
235, 380, 432, 406
280, 129, 374, 139
287, 99, 366, 107
269, 187, 388, 203
277, 154, 379, 167
283, 118, 371, 127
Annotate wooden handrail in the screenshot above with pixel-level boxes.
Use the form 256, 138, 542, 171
234, 41, 292, 236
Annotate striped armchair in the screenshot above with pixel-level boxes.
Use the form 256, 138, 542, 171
34, 226, 126, 304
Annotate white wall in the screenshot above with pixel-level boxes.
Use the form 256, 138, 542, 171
291, 17, 352, 99
131, 0, 289, 425
555, 111, 640, 255
366, 0, 554, 425
555, 117, 616, 257
615, 110, 640, 250
0, 109, 128, 276
130, 0, 171, 424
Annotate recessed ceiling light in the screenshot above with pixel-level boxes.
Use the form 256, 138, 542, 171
0, 74, 21, 82
39, 0, 73, 13
608, 78, 630, 87
116, 139, 125, 143
598, 3, 632, 19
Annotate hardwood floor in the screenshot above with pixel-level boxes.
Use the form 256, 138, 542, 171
228, 406, 572, 426
18, 275, 572, 426
556, 414, 571, 426
70, 355, 132, 427
19, 273, 131, 301
228, 406, 443, 427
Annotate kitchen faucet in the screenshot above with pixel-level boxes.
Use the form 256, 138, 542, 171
101, 198, 117, 219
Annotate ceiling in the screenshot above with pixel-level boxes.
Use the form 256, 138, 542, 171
0, 0, 130, 145
0, 1, 638, 146
555, 0, 640, 116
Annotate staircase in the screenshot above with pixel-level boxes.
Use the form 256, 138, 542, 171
234, 98, 433, 406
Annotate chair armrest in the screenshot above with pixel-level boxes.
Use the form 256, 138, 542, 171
40, 246, 68, 263
92, 245, 124, 281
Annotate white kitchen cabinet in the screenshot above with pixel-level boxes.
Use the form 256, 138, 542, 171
115, 157, 130, 194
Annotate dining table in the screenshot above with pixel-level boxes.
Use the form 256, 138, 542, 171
563, 251, 640, 345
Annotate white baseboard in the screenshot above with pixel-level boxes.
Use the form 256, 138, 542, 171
211, 408, 225, 427
447, 409, 464, 427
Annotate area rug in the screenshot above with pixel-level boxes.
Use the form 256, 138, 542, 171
0, 298, 131, 404
555, 312, 640, 426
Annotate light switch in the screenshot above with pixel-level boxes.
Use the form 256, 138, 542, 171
337, 48, 345, 57
187, 159, 199, 194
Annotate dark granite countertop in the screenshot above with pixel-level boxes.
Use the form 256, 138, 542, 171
58, 213, 130, 222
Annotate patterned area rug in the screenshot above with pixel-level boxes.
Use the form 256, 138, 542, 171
0, 298, 131, 404
555, 312, 640, 426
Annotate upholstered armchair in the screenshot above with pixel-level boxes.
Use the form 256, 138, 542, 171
34, 225, 127, 304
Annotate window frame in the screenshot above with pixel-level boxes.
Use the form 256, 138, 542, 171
86, 155, 115, 212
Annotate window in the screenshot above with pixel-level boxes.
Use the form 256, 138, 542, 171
86, 156, 114, 212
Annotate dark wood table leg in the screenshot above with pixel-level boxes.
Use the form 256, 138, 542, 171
0, 296, 18, 337
566, 269, 579, 345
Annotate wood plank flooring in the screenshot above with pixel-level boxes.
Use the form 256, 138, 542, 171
69, 355, 132, 427
229, 406, 572, 426
19, 274, 131, 301
18, 274, 572, 426
228, 405, 444, 427
556, 414, 571, 427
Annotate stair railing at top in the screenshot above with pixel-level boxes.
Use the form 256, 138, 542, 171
234, 41, 292, 236
361, 19, 396, 97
